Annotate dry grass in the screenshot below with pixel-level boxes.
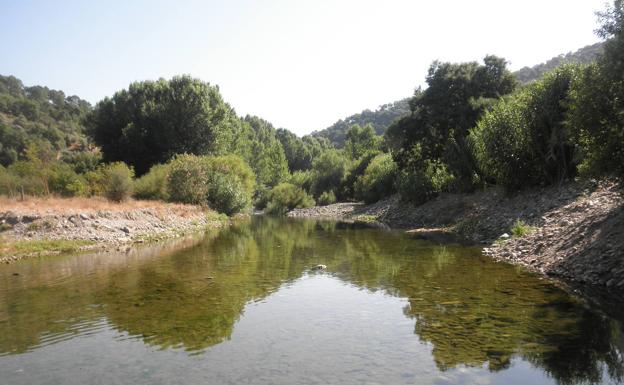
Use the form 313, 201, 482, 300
0, 196, 207, 216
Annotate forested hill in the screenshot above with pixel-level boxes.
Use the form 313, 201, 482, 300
514, 42, 604, 84
0, 75, 93, 166
310, 99, 410, 148
313, 42, 605, 148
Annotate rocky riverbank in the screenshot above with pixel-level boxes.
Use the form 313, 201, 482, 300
0, 197, 226, 263
288, 180, 624, 291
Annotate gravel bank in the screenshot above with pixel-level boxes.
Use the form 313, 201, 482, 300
0, 198, 225, 263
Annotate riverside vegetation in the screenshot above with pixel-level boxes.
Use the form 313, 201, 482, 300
0, 2, 624, 284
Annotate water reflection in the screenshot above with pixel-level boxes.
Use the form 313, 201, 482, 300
0, 217, 622, 385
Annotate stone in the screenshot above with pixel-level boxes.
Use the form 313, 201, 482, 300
121, 226, 131, 234
80, 213, 89, 220
500, 233, 510, 239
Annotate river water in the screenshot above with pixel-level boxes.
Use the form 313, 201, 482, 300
0, 217, 622, 385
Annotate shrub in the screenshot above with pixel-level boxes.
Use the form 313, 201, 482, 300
396, 159, 454, 205
265, 183, 315, 215
134, 164, 170, 201
511, 219, 534, 238
166, 154, 255, 215
343, 150, 380, 200
354, 153, 397, 204
103, 162, 134, 202
83, 169, 107, 197
288, 170, 313, 191
48, 163, 86, 197
167, 154, 210, 204
317, 190, 336, 206
206, 172, 251, 215
470, 65, 581, 191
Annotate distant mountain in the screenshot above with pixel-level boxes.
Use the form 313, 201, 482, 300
514, 42, 604, 84
314, 42, 606, 148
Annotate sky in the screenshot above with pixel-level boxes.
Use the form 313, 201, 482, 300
0, 0, 606, 135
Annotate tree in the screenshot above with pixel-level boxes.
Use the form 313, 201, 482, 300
344, 124, 379, 159
386, 56, 517, 202
87, 76, 242, 175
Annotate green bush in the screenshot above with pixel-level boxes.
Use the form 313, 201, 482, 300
470, 65, 581, 191
167, 154, 210, 204
317, 190, 336, 206
354, 153, 397, 204
48, 163, 86, 197
511, 220, 534, 238
265, 183, 315, 215
134, 164, 170, 201
103, 162, 134, 202
166, 154, 255, 215
343, 151, 380, 200
288, 170, 313, 191
396, 159, 454, 205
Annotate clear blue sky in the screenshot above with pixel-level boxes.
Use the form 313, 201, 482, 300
0, 0, 604, 135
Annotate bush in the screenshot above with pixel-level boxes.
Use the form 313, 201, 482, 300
167, 154, 210, 204
288, 170, 314, 191
206, 172, 251, 215
317, 190, 336, 206
103, 162, 134, 202
470, 65, 581, 191
343, 151, 380, 200
166, 154, 255, 215
134, 164, 170, 201
265, 183, 315, 215
396, 159, 454, 205
511, 220, 534, 238
48, 163, 86, 197
354, 153, 397, 204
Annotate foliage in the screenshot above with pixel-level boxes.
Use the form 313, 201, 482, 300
313, 99, 410, 148
134, 164, 170, 201
470, 65, 581, 190
387, 56, 517, 203
566, 1, 624, 180
514, 42, 604, 84
354, 153, 398, 204
265, 183, 315, 215
204, 155, 255, 215
511, 220, 534, 238
317, 190, 336, 206
166, 154, 255, 215
103, 162, 135, 202
344, 124, 380, 159
310, 149, 349, 199
242, 116, 289, 187
87, 75, 242, 175
48, 162, 86, 197
276, 129, 332, 172
0, 75, 92, 168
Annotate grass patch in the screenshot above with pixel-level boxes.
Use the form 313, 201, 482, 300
0, 238, 94, 258
511, 220, 534, 238
352, 214, 378, 223
0, 223, 11, 232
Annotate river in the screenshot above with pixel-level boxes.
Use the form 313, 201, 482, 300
0, 217, 622, 385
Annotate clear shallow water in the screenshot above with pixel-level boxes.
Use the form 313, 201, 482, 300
0, 217, 623, 385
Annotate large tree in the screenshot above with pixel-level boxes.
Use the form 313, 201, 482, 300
87, 76, 241, 175
386, 55, 516, 198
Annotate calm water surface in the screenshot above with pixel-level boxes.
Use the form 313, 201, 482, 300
0, 217, 623, 385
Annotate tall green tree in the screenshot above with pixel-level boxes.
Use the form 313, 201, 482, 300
87, 76, 242, 175
344, 124, 379, 159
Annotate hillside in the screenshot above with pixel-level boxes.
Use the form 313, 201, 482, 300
314, 42, 605, 148
0, 75, 94, 167
514, 42, 604, 83
311, 99, 410, 148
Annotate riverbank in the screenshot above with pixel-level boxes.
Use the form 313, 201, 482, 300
0, 197, 226, 263
288, 180, 624, 290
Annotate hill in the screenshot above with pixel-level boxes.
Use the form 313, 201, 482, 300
313, 42, 605, 148
0, 75, 94, 167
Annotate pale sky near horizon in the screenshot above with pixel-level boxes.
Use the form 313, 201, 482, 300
0, 0, 606, 135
